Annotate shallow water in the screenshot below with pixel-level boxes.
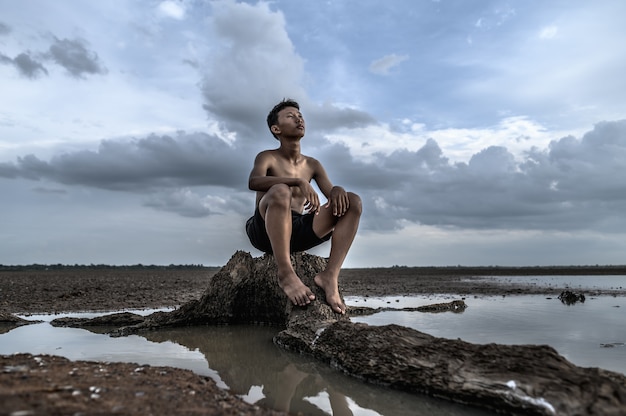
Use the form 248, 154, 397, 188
348, 294, 626, 375
346, 276, 626, 374
1, 318, 490, 416
466, 274, 626, 291
2, 275, 625, 415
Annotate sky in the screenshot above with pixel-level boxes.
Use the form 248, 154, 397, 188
1, 0, 626, 267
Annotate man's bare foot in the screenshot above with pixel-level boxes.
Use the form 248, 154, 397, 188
314, 272, 346, 314
278, 270, 316, 306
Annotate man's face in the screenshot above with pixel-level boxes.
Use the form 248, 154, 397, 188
276, 106, 305, 138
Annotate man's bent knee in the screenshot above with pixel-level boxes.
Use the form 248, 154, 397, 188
265, 183, 291, 200
265, 184, 292, 208
347, 192, 362, 215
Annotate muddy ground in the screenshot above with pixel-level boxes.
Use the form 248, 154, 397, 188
1, 261, 625, 415
4, 264, 625, 315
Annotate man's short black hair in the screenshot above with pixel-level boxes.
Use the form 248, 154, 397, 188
267, 98, 300, 140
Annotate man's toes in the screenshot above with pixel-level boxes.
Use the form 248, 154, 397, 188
332, 303, 345, 314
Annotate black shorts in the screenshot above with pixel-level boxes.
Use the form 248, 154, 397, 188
245, 207, 331, 254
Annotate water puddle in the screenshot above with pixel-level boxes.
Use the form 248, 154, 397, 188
464, 274, 626, 291
0, 318, 490, 415
2, 278, 625, 415
348, 294, 626, 375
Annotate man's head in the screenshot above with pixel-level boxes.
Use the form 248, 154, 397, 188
267, 98, 300, 140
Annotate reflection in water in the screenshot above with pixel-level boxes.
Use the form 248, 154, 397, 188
142, 326, 491, 416
0, 325, 15, 335
0, 321, 493, 415
350, 295, 626, 375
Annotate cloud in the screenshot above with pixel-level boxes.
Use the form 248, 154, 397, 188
32, 186, 67, 194
157, 1, 186, 20
369, 53, 409, 75
372, 120, 626, 232
0, 24, 105, 80
327, 115, 565, 164
539, 25, 558, 39
46, 37, 107, 78
200, 0, 306, 135
0, 21, 11, 35
0, 132, 248, 192
304, 103, 377, 134
1, 35, 106, 79
14, 53, 49, 78
455, 4, 626, 128
0, 52, 49, 78
3, 120, 625, 233
200, 0, 374, 141
144, 188, 223, 218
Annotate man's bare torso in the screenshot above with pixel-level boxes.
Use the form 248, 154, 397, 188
255, 149, 317, 213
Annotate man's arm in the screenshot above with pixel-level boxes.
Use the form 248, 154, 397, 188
311, 158, 350, 217
248, 151, 301, 190
248, 151, 321, 212
249, 173, 303, 191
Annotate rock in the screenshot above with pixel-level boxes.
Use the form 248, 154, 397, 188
276, 321, 626, 415
558, 290, 586, 305
111, 251, 339, 335
415, 299, 467, 313
51, 312, 145, 328
0, 312, 39, 333
348, 300, 467, 316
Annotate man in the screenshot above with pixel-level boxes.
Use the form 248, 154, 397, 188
246, 99, 361, 314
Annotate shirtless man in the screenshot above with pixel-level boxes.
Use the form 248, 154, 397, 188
246, 99, 362, 314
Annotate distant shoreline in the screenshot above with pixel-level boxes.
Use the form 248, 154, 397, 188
2, 263, 625, 275
343, 265, 626, 276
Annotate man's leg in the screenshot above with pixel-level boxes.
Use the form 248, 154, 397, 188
312, 192, 362, 314
260, 184, 315, 306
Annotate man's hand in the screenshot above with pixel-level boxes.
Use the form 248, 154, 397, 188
299, 180, 321, 214
326, 186, 349, 217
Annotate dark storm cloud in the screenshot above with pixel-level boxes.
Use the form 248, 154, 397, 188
0, 52, 49, 78
32, 186, 67, 194
13, 52, 49, 78
142, 188, 252, 218
0, 52, 13, 65
143, 188, 215, 218
1, 33, 105, 79
314, 142, 397, 190
46, 37, 106, 78
202, 95, 376, 146
0, 21, 11, 35
0, 132, 248, 191
305, 104, 377, 133
199, 0, 376, 142
369, 120, 626, 232
2, 121, 625, 231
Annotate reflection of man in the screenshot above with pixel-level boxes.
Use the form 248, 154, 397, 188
246, 99, 362, 314
271, 363, 353, 416
145, 326, 359, 414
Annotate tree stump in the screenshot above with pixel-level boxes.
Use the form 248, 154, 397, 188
105, 251, 626, 415
112, 251, 347, 334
